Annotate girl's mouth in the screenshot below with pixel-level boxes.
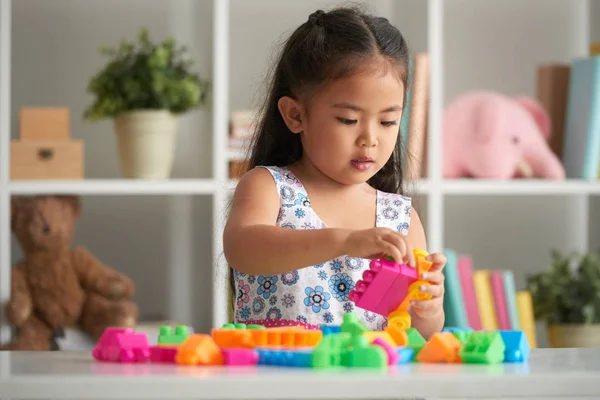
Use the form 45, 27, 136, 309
351, 158, 374, 171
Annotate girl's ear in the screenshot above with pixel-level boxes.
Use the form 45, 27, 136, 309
277, 96, 304, 134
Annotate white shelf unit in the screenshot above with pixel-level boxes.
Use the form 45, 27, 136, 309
0, 0, 595, 345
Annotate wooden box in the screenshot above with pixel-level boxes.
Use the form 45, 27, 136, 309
10, 140, 84, 180
20, 107, 70, 141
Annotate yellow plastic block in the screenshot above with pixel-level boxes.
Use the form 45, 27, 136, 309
362, 331, 396, 347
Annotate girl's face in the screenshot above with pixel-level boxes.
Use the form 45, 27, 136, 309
298, 62, 405, 186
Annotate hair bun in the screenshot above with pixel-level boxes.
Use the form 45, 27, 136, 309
308, 9, 326, 26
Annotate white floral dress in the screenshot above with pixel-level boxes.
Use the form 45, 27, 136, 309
232, 165, 412, 330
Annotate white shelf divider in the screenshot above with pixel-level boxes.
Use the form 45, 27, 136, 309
426, 0, 444, 254
212, 0, 230, 328
0, 0, 11, 344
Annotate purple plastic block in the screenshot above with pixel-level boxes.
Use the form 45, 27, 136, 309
92, 327, 150, 363
222, 348, 259, 365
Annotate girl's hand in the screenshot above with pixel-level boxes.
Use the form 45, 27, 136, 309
411, 252, 446, 318
342, 228, 416, 267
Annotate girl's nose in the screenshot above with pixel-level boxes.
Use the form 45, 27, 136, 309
358, 130, 377, 147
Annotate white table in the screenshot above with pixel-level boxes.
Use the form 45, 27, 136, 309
0, 348, 599, 400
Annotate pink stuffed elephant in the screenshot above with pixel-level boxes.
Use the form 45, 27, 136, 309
442, 91, 565, 180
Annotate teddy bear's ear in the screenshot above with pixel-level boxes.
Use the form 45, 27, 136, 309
514, 95, 552, 140
58, 195, 81, 217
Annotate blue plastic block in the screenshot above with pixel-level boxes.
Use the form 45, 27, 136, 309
499, 330, 530, 363
255, 348, 312, 368
396, 347, 415, 364
442, 327, 474, 333
321, 325, 341, 335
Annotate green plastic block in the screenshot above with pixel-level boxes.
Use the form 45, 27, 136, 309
158, 325, 189, 345
221, 323, 237, 329
246, 324, 265, 330
221, 323, 251, 329
341, 312, 369, 335
452, 330, 472, 344
459, 331, 506, 364
310, 332, 351, 369
347, 336, 387, 368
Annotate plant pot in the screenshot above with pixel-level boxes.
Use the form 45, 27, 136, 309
113, 110, 178, 179
548, 324, 600, 348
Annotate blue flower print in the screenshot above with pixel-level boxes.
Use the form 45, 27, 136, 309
283, 171, 302, 187
281, 271, 299, 286
328, 273, 355, 302
280, 185, 296, 201
345, 256, 364, 271
323, 312, 334, 324
378, 198, 390, 206
257, 276, 278, 299
293, 193, 311, 207
273, 171, 285, 182
240, 307, 251, 320
393, 199, 402, 206
295, 208, 306, 218
248, 275, 256, 284
282, 294, 295, 308
304, 286, 331, 313
269, 295, 278, 306
314, 263, 324, 269
281, 222, 296, 229
364, 311, 376, 322
343, 302, 354, 312
405, 205, 411, 216
296, 315, 308, 323
302, 222, 316, 229
252, 297, 265, 314
318, 270, 327, 281
397, 222, 409, 235
266, 307, 282, 320
330, 259, 343, 273
383, 206, 398, 220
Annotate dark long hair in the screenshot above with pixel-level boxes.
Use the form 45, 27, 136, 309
228, 6, 412, 312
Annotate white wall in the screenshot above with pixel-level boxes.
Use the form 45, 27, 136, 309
10, 0, 214, 332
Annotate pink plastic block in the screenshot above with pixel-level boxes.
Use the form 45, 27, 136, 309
376, 263, 418, 316
222, 348, 259, 365
92, 327, 150, 363
372, 337, 399, 365
149, 346, 178, 363
348, 259, 418, 315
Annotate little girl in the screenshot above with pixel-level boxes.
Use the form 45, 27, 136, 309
223, 6, 446, 340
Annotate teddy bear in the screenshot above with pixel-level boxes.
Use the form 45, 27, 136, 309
0, 195, 139, 351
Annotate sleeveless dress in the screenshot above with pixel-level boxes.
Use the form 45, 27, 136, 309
232, 165, 412, 331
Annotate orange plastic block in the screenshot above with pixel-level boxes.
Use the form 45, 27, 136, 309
385, 326, 408, 346
211, 329, 254, 348
175, 334, 225, 366
416, 332, 462, 363
263, 327, 322, 348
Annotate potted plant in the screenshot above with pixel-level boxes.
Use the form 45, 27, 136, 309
526, 250, 600, 348
83, 28, 210, 179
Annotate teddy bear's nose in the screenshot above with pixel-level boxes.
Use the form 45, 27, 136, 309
42, 225, 51, 235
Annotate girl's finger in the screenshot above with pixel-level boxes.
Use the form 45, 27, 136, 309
421, 271, 444, 284
426, 252, 447, 271
411, 296, 443, 311
420, 283, 444, 298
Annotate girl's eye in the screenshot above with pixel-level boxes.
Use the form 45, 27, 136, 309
337, 117, 357, 125
381, 120, 398, 127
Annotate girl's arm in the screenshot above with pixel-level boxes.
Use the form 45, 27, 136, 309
223, 168, 350, 275
406, 207, 445, 339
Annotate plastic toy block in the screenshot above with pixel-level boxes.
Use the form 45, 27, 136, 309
414, 248, 433, 277
261, 327, 321, 348
442, 327, 474, 332
212, 328, 254, 348
149, 345, 177, 363
92, 327, 150, 363
396, 347, 415, 363
222, 323, 265, 330
388, 309, 411, 330
459, 331, 506, 364
222, 348, 259, 365
349, 258, 418, 316
175, 334, 225, 366
341, 312, 369, 335
385, 326, 408, 346
416, 332, 462, 363
256, 348, 312, 367
451, 331, 472, 344
311, 332, 352, 369
405, 328, 426, 355
347, 336, 387, 368
372, 337, 399, 365
158, 325, 190, 346
362, 331, 396, 347
321, 325, 341, 335
407, 280, 432, 301
499, 331, 530, 362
